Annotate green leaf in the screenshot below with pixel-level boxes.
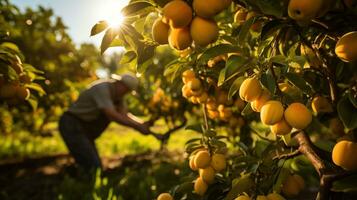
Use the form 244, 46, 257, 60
136, 43, 155, 66
218, 55, 249, 86
163, 60, 180, 76
0, 42, 20, 53
337, 96, 357, 130
122, 23, 144, 41
254, 0, 284, 17
228, 76, 245, 99
225, 55, 249, 80
238, 16, 255, 45
27, 95, 38, 110
348, 92, 357, 108
185, 138, 201, 145
288, 55, 306, 69
163, 60, 182, 83
260, 20, 283, 41
272, 167, 290, 193
101, 28, 118, 54
22, 64, 43, 74
270, 55, 288, 66
260, 70, 276, 94
332, 174, 357, 192
121, 1, 154, 16
120, 51, 137, 65
198, 44, 240, 64
241, 103, 254, 116
90, 20, 109, 36
285, 72, 313, 95
185, 124, 203, 133
225, 174, 254, 200
185, 143, 203, 153
26, 82, 46, 96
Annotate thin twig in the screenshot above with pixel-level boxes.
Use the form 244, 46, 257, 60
273, 149, 300, 160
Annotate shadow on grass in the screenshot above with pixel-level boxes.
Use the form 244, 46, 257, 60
0, 150, 190, 200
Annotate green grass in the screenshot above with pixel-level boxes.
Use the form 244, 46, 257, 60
0, 123, 200, 160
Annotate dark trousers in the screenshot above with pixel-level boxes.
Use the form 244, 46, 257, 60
59, 112, 109, 170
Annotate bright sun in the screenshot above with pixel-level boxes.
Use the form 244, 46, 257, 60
99, 0, 129, 28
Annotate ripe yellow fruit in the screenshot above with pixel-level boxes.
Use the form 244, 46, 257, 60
157, 193, 173, 200
162, 0, 192, 28
219, 107, 232, 121
311, 96, 333, 114
288, 0, 324, 21
194, 177, 208, 196
16, 86, 30, 101
251, 90, 271, 112
190, 17, 219, 47
0, 83, 18, 98
335, 31, 357, 62
284, 103, 312, 129
256, 195, 269, 200
190, 96, 200, 104
234, 195, 251, 200
282, 174, 305, 197
234, 9, 248, 24
207, 110, 219, 119
168, 27, 192, 50
206, 98, 218, 110
217, 0, 232, 11
332, 140, 357, 171
239, 77, 262, 102
266, 193, 286, 200
182, 85, 193, 98
189, 155, 198, 171
152, 18, 170, 44
199, 166, 215, 184
270, 118, 292, 135
188, 78, 202, 91
211, 153, 226, 171
260, 101, 284, 125
182, 69, 195, 84
194, 150, 211, 169
193, 0, 223, 18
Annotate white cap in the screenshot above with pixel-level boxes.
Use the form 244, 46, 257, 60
111, 73, 139, 91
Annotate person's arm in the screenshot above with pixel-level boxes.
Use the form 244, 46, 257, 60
102, 108, 151, 135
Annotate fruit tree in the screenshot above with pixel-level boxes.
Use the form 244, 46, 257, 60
92, 0, 357, 199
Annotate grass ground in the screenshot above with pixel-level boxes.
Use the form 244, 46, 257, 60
0, 122, 199, 161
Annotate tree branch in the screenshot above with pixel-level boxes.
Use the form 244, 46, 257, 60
293, 131, 353, 200
273, 149, 300, 160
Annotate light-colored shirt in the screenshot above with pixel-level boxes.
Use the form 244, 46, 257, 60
68, 79, 123, 122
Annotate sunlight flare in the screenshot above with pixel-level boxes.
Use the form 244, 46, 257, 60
99, 0, 129, 28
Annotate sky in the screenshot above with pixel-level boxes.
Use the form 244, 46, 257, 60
11, 0, 130, 47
